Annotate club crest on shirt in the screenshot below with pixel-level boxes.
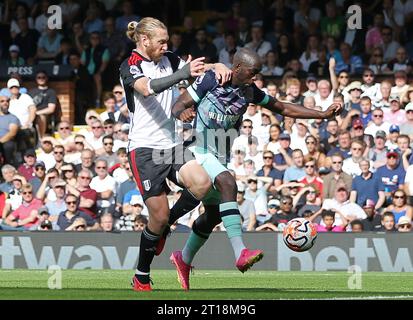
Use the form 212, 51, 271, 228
143, 180, 151, 191
129, 65, 141, 78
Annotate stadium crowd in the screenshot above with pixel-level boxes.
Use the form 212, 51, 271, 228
0, 0, 413, 233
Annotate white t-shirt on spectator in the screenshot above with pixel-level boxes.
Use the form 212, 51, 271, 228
322, 199, 367, 226
253, 124, 271, 149
405, 164, 413, 195
245, 152, 264, 173
36, 151, 56, 171
90, 174, 116, 208
314, 91, 334, 111
112, 167, 129, 186
86, 135, 104, 151
243, 111, 262, 129
364, 122, 392, 137
113, 139, 128, 152
9, 93, 35, 127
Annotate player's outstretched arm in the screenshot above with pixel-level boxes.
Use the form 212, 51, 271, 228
130, 56, 206, 97
268, 98, 342, 120
171, 91, 197, 122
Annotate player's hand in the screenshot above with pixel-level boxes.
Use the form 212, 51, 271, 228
214, 63, 232, 85
187, 55, 206, 77
323, 103, 342, 119
179, 107, 196, 122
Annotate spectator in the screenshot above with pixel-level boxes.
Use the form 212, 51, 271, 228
228, 146, 247, 176
99, 93, 119, 123
276, 34, 295, 68
4, 183, 43, 230
308, 46, 329, 77
112, 123, 129, 152
377, 211, 397, 232
61, 163, 77, 187
257, 195, 297, 231
75, 149, 95, 175
400, 103, 413, 141
384, 189, 413, 224
55, 121, 75, 154
360, 199, 382, 231
36, 168, 59, 202
244, 176, 272, 217
335, 42, 363, 75
383, 95, 406, 126
261, 50, 283, 76
29, 71, 58, 138
236, 182, 256, 231
350, 220, 364, 232
6, 45, 25, 67
0, 94, 19, 166
391, 70, 409, 98
8, 78, 36, 152
0, 165, 17, 194
283, 149, 306, 183
133, 214, 148, 232
274, 131, 293, 172
102, 15, 127, 66
45, 179, 67, 225
100, 135, 117, 168
361, 71, 381, 106
36, 28, 63, 62
36, 136, 56, 170
189, 28, 217, 63
33, 0, 51, 35
304, 135, 327, 168
376, 148, 406, 200
54, 38, 74, 65
83, 6, 103, 34
381, 26, 400, 62
111, 148, 129, 185
254, 108, 276, 148
299, 35, 319, 72
13, 17, 40, 64
90, 159, 116, 215
29, 161, 46, 195
9, 2, 34, 39
298, 155, 323, 197
322, 153, 353, 199
245, 25, 272, 63
115, 0, 140, 32
99, 213, 114, 232
314, 79, 333, 111
397, 216, 412, 232
81, 32, 110, 106
294, 184, 321, 218
65, 217, 88, 231
256, 150, 283, 189
57, 193, 99, 231
364, 108, 391, 137
103, 119, 115, 136
17, 149, 36, 181
294, 0, 320, 37
115, 161, 135, 216
386, 124, 400, 150
322, 183, 367, 227
308, 209, 348, 232
69, 52, 94, 124
350, 159, 383, 208
219, 32, 239, 68
320, 1, 345, 40
64, 134, 86, 165
386, 46, 413, 73
369, 47, 388, 74
342, 140, 368, 177
52, 145, 65, 172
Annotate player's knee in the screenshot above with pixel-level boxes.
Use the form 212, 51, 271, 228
215, 172, 237, 194
189, 174, 211, 198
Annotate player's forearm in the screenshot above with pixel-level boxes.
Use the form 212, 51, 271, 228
148, 63, 191, 94
274, 101, 328, 119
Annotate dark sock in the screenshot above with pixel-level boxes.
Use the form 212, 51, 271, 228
168, 189, 200, 225
136, 227, 160, 284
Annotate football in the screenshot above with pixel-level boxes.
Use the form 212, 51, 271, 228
283, 218, 317, 252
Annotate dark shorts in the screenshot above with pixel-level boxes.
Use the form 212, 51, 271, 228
128, 145, 194, 201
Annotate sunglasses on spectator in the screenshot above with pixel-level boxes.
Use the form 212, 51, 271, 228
75, 141, 84, 144
268, 205, 278, 209
80, 176, 91, 180
394, 195, 405, 199
104, 125, 113, 129
23, 191, 32, 195
263, 156, 273, 160
113, 91, 123, 95
332, 161, 342, 164
96, 166, 107, 169
305, 164, 315, 168
54, 151, 64, 155
363, 74, 373, 78
66, 201, 77, 205
114, 130, 121, 134
399, 224, 411, 229
306, 141, 316, 144
59, 127, 70, 130
243, 125, 252, 128
373, 114, 383, 118
92, 126, 102, 129
104, 142, 113, 145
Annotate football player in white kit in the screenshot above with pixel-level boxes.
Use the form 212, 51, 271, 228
119, 17, 231, 291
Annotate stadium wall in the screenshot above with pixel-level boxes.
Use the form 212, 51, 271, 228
0, 232, 412, 272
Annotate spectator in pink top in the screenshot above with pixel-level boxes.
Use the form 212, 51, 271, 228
365, 13, 384, 55
308, 209, 348, 232
4, 183, 43, 229
383, 95, 406, 126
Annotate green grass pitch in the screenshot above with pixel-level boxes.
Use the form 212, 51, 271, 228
0, 269, 412, 300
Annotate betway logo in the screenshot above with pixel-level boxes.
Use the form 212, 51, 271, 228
277, 235, 413, 272
0, 237, 139, 269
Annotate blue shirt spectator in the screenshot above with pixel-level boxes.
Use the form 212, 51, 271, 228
351, 172, 380, 206
376, 151, 406, 193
